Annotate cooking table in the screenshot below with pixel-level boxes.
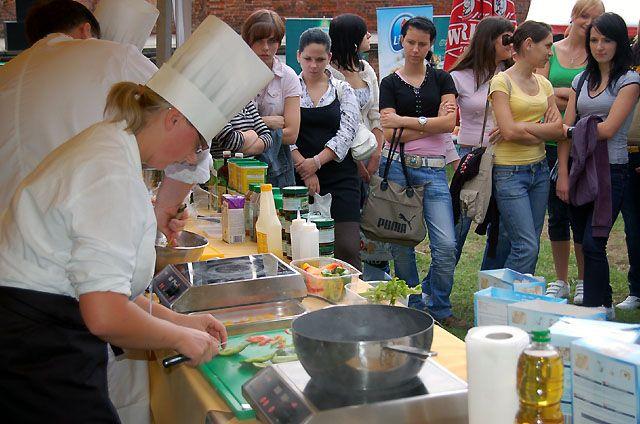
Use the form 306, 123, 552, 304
148, 221, 467, 424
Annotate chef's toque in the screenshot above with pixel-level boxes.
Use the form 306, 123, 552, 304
146, 15, 273, 143
94, 0, 159, 51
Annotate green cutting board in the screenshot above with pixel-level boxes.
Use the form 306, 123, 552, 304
199, 329, 293, 420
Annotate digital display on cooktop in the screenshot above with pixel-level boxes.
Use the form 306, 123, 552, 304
187, 254, 296, 286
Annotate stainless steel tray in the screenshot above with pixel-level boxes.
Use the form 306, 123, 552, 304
190, 299, 307, 336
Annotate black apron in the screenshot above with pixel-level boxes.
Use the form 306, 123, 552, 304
0, 286, 120, 423
296, 96, 361, 222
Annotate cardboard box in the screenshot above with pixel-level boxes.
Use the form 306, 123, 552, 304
221, 196, 245, 244
507, 300, 606, 333
571, 337, 640, 424
478, 268, 546, 294
474, 287, 566, 326
550, 318, 640, 405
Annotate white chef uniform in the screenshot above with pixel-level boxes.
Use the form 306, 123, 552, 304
0, 33, 211, 211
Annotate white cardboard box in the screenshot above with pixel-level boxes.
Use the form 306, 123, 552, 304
474, 287, 566, 326
478, 268, 546, 294
550, 318, 640, 405
507, 300, 606, 333
571, 337, 640, 424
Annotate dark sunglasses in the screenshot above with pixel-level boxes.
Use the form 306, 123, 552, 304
502, 34, 513, 46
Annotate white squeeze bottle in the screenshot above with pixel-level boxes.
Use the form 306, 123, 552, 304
290, 210, 306, 260
256, 184, 283, 257
298, 219, 320, 259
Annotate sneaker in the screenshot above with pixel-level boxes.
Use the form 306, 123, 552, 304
573, 280, 584, 305
616, 295, 640, 311
439, 315, 469, 329
545, 280, 570, 299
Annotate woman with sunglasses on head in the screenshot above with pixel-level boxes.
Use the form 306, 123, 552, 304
379, 17, 463, 327
538, 0, 605, 303
446, 16, 514, 269
489, 21, 564, 275
242, 9, 301, 186
557, 13, 640, 318
292, 28, 361, 269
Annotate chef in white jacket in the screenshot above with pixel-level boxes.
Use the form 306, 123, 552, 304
0, 0, 211, 245
0, 15, 273, 423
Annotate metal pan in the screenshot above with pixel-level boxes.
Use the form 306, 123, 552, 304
292, 304, 436, 390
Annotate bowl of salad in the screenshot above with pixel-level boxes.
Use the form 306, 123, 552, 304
290, 257, 361, 303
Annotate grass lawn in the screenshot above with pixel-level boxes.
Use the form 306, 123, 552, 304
405, 215, 640, 340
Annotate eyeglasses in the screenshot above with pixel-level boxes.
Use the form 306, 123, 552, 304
195, 133, 209, 155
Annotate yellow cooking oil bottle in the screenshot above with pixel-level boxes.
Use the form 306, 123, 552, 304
515, 329, 564, 424
255, 184, 283, 258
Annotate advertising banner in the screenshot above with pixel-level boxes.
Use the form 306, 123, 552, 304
444, 0, 516, 70
285, 18, 331, 74
376, 5, 434, 78
433, 15, 451, 69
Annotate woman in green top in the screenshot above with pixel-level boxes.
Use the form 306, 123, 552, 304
538, 0, 604, 304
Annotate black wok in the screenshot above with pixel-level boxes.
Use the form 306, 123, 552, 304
292, 304, 436, 390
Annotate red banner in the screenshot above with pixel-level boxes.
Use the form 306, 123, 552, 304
444, 0, 517, 71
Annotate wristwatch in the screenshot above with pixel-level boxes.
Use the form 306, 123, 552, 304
567, 126, 575, 139
418, 116, 428, 127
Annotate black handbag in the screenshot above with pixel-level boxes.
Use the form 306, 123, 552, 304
360, 128, 426, 247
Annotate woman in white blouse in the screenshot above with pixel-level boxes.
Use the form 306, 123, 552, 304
292, 28, 361, 269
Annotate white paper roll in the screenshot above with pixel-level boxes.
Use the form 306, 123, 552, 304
465, 325, 530, 424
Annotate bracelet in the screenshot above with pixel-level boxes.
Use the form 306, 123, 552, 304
313, 155, 322, 170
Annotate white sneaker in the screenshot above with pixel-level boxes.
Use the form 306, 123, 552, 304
616, 295, 640, 311
546, 280, 570, 299
573, 281, 584, 305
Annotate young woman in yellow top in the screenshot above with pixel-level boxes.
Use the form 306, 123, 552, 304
490, 21, 564, 274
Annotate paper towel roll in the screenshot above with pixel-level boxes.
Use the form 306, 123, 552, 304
466, 325, 529, 424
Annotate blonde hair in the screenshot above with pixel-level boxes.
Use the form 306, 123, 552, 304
571, 0, 604, 20
104, 82, 171, 134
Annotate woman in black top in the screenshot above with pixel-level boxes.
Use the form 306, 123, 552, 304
378, 17, 464, 328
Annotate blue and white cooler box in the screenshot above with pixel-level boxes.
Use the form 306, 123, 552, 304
478, 268, 546, 294
474, 286, 566, 326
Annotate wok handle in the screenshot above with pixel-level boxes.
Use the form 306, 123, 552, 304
162, 354, 190, 368
384, 344, 438, 360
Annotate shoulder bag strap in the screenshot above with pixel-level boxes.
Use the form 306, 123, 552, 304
574, 71, 589, 125
381, 128, 399, 181
477, 83, 492, 148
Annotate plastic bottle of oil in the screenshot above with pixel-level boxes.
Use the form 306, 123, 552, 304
515, 329, 564, 424
256, 184, 283, 258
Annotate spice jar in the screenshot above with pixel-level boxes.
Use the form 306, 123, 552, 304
282, 186, 309, 213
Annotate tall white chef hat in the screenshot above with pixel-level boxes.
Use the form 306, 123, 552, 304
147, 15, 273, 143
93, 0, 159, 51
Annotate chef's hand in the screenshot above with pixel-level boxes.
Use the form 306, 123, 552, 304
173, 313, 228, 347
175, 327, 219, 366
156, 203, 188, 244
303, 174, 320, 196
295, 157, 318, 180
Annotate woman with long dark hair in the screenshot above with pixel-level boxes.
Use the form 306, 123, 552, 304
557, 13, 640, 317
539, 0, 604, 303
447, 16, 514, 267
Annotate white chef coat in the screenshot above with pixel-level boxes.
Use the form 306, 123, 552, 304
0, 121, 155, 424
0, 33, 211, 211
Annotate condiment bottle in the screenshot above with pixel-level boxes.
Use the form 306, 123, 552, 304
289, 211, 306, 260
515, 329, 563, 424
298, 219, 319, 259
255, 184, 282, 258
218, 150, 232, 195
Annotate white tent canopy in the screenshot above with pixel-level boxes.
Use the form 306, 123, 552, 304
527, 0, 639, 30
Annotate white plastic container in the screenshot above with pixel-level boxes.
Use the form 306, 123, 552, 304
255, 184, 282, 257
289, 211, 306, 260
298, 221, 319, 260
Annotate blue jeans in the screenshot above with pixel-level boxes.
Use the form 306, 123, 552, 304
493, 159, 550, 275
480, 222, 511, 270
622, 153, 640, 298
380, 157, 457, 320
362, 262, 392, 282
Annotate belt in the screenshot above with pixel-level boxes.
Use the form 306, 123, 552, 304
382, 147, 446, 169
628, 146, 640, 153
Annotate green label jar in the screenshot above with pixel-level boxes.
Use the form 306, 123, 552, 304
282, 186, 309, 212
310, 217, 335, 244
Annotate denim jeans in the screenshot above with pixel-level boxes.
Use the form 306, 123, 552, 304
480, 222, 511, 270
380, 157, 456, 320
622, 152, 640, 298
570, 165, 627, 307
362, 262, 392, 282
545, 144, 573, 241
493, 159, 550, 275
